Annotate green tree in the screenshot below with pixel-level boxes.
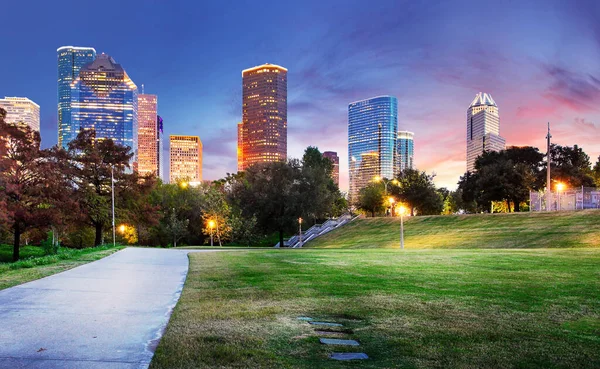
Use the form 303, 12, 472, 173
392, 169, 443, 216
543, 144, 594, 188
357, 184, 385, 217
166, 210, 189, 247
592, 155, 600, 187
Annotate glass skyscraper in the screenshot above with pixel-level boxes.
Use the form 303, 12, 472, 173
466, 92, 505, 172
397, 131, 414, 173
57, 46, 96, 148
348, 96, 398, 203
70, 53, 138, 166
137, 94, 159, 176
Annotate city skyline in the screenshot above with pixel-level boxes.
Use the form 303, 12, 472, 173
2, 1, 599, 191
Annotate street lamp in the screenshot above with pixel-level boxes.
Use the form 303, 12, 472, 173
208, 220, 215, 246
399, 205, 406, 249
180, 181, 189, 189
373, 176, 399, 195
556, 182, 565, 211
298, 217, 303, 247
118, 224, 126, 234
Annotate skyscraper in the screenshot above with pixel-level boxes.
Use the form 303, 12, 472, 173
137, 94, 159, 176
57, 46, 96, 148
238, 63, 287, 171
0, 97, 40, 132
466, 92, 505, 172
348, 96, 398, 203
70, 53, 138, 165
170, 135, 202, 184
323, 151, 340, 187
157, 115, 164, 180
397, 131, 414, 172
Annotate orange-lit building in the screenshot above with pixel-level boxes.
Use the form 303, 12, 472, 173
137, 94, 159, 176
169, 135, 202, 184
323, 151, 340, 187
238, 63, 287, 171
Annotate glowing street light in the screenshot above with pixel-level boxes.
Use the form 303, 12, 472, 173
180, 181, 189, 189
556, 182, 566, 211
373, 176, 399, 195
208, 220, 215, 246
118, 224, 126, 234
298, 217, 303, 247
399, 205, 406, 249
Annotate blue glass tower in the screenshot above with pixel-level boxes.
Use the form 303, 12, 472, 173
397, 131, 414, 173
70, 53, 138, 166
348, 96, 398, 203
57, 46, 96, 148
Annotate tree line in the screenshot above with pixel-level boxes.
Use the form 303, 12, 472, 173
0, 109, 346, 260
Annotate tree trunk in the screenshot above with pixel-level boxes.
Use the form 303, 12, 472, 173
411, 207, 415, 217
279, 229, 284, 248
13, 222, 21, 262
94, 223, 103, 246
371, 210, 375, 217
506, 199, 511, 213
513, 199, 521, 212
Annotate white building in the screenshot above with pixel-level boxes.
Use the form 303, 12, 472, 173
466, 92, 505, 172
0, 97, 40, 132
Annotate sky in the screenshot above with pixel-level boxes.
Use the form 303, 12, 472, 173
1, 0, 599, 191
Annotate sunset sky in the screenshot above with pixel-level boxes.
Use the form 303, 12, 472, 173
2, 0, 599, 191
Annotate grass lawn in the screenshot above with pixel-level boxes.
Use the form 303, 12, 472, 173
150, 249, 600, 369
0, 244, 123, 291
308, 210, 600, 249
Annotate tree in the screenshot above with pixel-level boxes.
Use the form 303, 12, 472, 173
592, 155, 600, 187
166, 211, 189, 247
299, 147, 343, 222
200, 185, 231, 246
357, 184, 385, 217
543, 144, 594, 188
0, 109, 67, 261
392, 169, 443, 216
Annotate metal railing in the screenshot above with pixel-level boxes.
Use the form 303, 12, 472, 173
530, 187, 600, 211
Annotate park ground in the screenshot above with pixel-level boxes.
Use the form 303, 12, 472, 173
150, 210, 600, 369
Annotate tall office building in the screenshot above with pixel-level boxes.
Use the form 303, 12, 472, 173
57, 46, 96, 148
70, 53, 138, 165
170, 135, 202, 184
137, 94, 159, 176
397, 131, 414, 172
238, 63, 287, 171
0, 97, 40, 132
466, 92, 505, 172
323, 151, 340, 187
348, 96, 398, 203
157, 115, 164, 180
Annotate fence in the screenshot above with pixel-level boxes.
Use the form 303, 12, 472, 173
530, 187, 600, 211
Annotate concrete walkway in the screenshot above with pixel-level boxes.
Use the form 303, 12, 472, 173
0, 247, 210, 369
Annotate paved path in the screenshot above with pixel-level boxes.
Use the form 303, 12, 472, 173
0, 247, 212, 369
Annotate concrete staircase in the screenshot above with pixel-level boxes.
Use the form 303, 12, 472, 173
274, 214, 358, 248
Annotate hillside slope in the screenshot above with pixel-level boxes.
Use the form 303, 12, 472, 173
306, 210, 600, 249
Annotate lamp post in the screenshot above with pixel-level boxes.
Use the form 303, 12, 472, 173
111, 165, 115, 247
208, 220, 215, 246
556, 182, 565, 211
399, 205, 406, 249
298, 217, 303, 247
373, 176, 398, 195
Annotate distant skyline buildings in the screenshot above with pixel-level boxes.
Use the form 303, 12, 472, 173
170, 135, 202, 184
0, 97, 40, 132
137, 93, 159, 176
323, 151, 340, 187
70, 53, 138, 165
397, 131, 414, 172
348, 95, 398, 203
57, 46, 96, 148
238, 63, 287, 171
466, 92, 506, 172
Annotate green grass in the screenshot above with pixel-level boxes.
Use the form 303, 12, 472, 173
0, 245, 124, 290
308, 210, 600, 249
150, 249, 600, 369
0, 244, 46, 262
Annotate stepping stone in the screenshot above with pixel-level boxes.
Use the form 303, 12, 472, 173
297, 316, 313, 321
320, 338, 359, 346
330, 353, 369, 361
309, 321, 343, 327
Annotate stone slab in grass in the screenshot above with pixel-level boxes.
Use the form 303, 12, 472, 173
320, 338, 360, 346
330, 352, 369, 361
309, 321, 343, 327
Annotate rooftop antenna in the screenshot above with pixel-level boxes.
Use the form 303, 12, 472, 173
141, 84, 145, 94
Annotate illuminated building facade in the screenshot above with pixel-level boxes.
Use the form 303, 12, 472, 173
348, 96, 398, 203
57, 46, 96, 148
137, 94, 159, 176
466, 92, 505, 172
397, 131, 414, 172
70, 53, 138, 166
170, 135, 202, 184
323, 151, 340, 187
238, 63, 287, 171
0, 97, 40, 132
157, 115, 164, 180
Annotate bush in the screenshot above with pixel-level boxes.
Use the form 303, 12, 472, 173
40, 231, 60, 255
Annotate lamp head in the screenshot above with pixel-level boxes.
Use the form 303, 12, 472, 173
208, 220, 215, 229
